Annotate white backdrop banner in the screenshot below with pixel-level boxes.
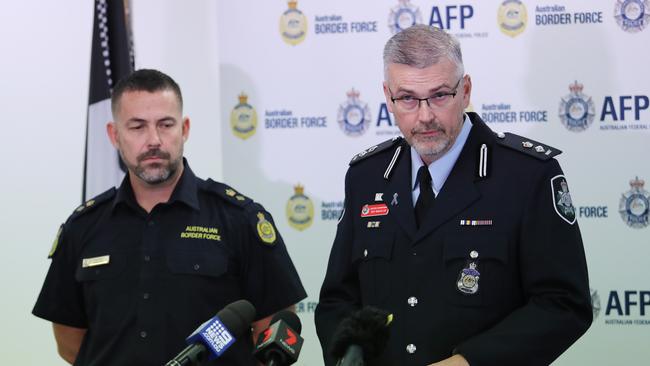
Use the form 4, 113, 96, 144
217, 1, 650, 364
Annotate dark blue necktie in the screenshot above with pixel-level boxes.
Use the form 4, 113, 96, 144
415, 166, 435, 228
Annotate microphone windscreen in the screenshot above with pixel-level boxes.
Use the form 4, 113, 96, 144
270, 309, 302, 334
330, 306, 391, 360
217, 299, 256, 337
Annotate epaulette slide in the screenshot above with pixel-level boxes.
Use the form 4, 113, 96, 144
69, 187, 116, 221
350, 136, 404, 165
206, 179, 252, 207
495, 132, 561, 160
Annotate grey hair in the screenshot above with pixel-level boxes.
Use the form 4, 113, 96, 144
383, 25, 464, 80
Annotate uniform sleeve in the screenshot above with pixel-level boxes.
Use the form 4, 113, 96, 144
315, 170, 362, 366
455, 159, 592, 366
239, 204, 307, 320
32, 224, 88, 328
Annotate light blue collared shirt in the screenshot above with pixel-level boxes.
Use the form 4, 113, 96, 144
411, 114, 472, 206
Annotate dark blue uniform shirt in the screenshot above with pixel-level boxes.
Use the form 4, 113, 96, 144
34, 160, 306, 365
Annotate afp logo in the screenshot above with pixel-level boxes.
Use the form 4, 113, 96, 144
619, 176, 649, 229
230, 93, 257, 140
388, 0, 423, 34
286, 184, 314, 231
338, 88, 372, 137
558, 81, 595, 132
614, 0, 650, 33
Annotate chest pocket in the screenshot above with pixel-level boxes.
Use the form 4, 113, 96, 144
443, 233, 509, 307
352, 230, 394, 306
166, 245, 229, 278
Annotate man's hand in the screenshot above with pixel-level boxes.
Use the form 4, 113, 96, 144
428, 354, 470, 366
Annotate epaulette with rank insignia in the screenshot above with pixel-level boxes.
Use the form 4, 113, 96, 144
205, 179, 252, 207
350, 136, 404, 165
495, 132, 561, 160
68, 187, 116, 222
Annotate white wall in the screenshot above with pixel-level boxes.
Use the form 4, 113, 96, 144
0, 1, 221, 363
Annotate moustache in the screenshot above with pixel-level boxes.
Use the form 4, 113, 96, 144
137, 149, 170, 162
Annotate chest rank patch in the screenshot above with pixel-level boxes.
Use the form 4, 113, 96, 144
256, 212, 277, 245
180, 226, 221, 241
551, 175, 576, 225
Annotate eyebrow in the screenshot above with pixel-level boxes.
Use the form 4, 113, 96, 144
126, 116, 177, 124
394, 83, 455, 95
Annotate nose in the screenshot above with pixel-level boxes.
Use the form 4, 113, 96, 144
145, 126, 162, 147
417, 99, 435, 123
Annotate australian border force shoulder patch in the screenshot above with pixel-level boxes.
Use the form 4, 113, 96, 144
551, 175, 576, 225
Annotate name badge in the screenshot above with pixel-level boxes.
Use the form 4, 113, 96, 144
82, 255, 110, 268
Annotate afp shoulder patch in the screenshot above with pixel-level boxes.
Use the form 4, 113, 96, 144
205, 179, 252, 207
495, 132, 561, 160
551, 174, 576, 225
350, 136, 404, 165
68, 187, 116, 222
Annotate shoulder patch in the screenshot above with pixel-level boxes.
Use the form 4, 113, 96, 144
350, 136, 404, 165
205, 179, 252, 207
68, 187, 116, 222
495, 132, 561, 160
48, 224, 64, 258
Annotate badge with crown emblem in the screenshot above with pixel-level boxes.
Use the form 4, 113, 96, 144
230, 92, 257, 140
497, 0, 527, 37
286, 184, 314, 231
551, 175, 577, 225
614, 0, 650, 33
558, 81, 595, 132
619, 176, 649, 228
338, 88, 371, 137
388, 0, 422, 34
256, 212, 277, 245
279, 0, 308, 45
457, 262, 480, 294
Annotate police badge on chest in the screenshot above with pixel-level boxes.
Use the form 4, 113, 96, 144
457, 250, 480, 295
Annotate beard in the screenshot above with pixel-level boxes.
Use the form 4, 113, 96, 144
405, 122, 452, 163
122, 148, 182, 185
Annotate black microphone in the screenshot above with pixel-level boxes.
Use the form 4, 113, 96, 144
254, 310, 304, 366
165, 299, 256, 366
330, 306, 393, 366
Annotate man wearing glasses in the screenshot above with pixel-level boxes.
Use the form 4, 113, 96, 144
315, 25, 592, 366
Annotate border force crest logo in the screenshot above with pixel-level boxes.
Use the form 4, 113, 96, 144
388, 0, 423, 34
286, 184, 314, 231
256, 212, 277, 245
230, 93, 257, 140
498, 0, 527, 37
338, 88, 371, 137
615, 0, 650, 33
619, 176, 650, 228
558, 81, 595, 132
551, 175, 576, 225
280, 0, 308, 45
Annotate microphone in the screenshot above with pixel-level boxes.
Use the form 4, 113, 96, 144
254, 310, 304, 366
330, 306, 393, 366
165, 299, 256, 366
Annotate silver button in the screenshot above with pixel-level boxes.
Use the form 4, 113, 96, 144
535, 145, 545, 153
193, 264, 200, 270
407, 297, 418, 307
497, 132, 505, 139
406, 344, 417, 354
470, 250, 479, 259
140, 331, 147, 338
522, 141, 533, 148
363, 249, 368, 257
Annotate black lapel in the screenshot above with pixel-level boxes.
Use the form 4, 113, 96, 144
383, 142, 417, 240
413, 114, 494, 245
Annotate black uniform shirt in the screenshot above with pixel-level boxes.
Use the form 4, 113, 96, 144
315, 113, 592, 366
33, 160, 307, 366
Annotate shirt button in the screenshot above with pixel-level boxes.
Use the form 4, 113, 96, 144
144, 255, 150, 262
143, 293, 150, 300
140, 331, 147, 338
407, 296, 418, 307
406, 344, 416, 354
193, 264, 200, 270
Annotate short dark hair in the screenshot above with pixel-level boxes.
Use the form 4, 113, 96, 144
111, 69, 183, 116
